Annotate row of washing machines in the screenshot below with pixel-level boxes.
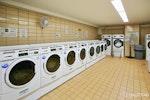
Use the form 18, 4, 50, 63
102, 34, 125, 57
0, 40, 107, 100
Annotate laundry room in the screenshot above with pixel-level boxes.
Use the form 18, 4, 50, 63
0, 0, 150, 100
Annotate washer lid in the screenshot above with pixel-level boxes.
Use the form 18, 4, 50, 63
114, 39, 123, 48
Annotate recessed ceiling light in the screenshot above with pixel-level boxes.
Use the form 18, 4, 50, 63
111, 0, 129, 22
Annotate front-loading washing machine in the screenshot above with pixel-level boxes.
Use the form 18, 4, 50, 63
63, 42, 79, 75
145, 34, 150, 61
77, 41, 88, 71
113, 34, 124, 57
95, 40, 101, 62
100, 40, 106, 60
86, 40, 96, 68
0, 45, 40, 100
102, 34, 112, 56
40, 44, 65, 87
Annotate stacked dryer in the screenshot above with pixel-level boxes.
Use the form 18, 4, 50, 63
102, 34, 112, 56
112, 34, 124, 57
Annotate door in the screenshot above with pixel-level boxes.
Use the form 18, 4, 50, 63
67, 51, 76, 65
114, 39, 123, 48
96, 46, 100, 54
7, 60, 36, 87
90, 47, 94, 56
105, 39, 111, 46
148, 41, 150, 49
46, 54, 60, 73
80, 48, 86, 60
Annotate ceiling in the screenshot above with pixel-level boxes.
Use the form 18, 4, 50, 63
7, 0, 150, 26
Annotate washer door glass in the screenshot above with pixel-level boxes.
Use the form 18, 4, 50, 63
46, 54, 60, 73
105, 44, 107, 50
96, 46, 100, 54
101, 45, 104, 52
80, 48, 86, 60
90, 47, 94, 56
148, 42, 150, 49
114, 39, 123, 48
9, 60, 35, 86
67, 51, 76, 65
105, 39, 111, 46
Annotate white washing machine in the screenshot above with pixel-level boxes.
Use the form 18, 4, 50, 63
40, 44, 65, 87
0, 46, 40, 100
145, 34, 150, 61
95, 40, 101, 62
63, 42, 80, 75
113, 34, 124, 57
102, 34, 112, 56
100, 40, 107, 59
86, 41, 96, 68
77, 41, 88, 70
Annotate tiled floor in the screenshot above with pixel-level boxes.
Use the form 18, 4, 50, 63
40, 57, 150, 100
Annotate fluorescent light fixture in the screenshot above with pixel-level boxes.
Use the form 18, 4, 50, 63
111, 0, 129, 22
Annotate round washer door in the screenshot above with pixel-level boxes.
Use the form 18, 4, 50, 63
148, 41, 150, 49
101, 45, 104, 52
67, 51, 76, 65
96, 46, 100, 54
104, 44, 107, 50
90, 47, 94, 56
105, 39, 111, 46
6, 59, 36, 88
80, 48, 86, 60
114, 39, 123, 48
46, 54, 60, 73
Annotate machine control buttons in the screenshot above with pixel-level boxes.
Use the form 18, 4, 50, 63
1, 64, 9, 68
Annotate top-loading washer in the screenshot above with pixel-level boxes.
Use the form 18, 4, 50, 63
113, 34, 124, 57
0, 45, 40, 100
63, 42, 80, 75
86, 40, 96, 68
40, 44, 65, 87
102, 34, 112, 56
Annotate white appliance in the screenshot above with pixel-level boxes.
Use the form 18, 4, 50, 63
0, 46, 40, 100
145, 34, 150, 61
63, 42, 80, 75
77, 41, 88, 70
40, 44, 65, 87
95, 40, 101, 62
113, 34, 124, 57
102, 34, 112, 55
86, 41, 96, 68
100, 40, 107, 59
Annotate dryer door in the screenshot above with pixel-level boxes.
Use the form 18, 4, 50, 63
114, 39, 123, 48
80, 48, 86, 60
46, 54, 60, 73
90, 47, 94, 56
67, 51, 76, 65
6, 59, 36, 88
96, 46, 100, 54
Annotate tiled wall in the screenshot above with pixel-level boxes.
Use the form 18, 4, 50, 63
101, 26, 125, 34
0, 3, 97, 46
140, 25, 150, 45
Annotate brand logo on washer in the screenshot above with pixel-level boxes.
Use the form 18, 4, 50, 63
1, 64, 9, 68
